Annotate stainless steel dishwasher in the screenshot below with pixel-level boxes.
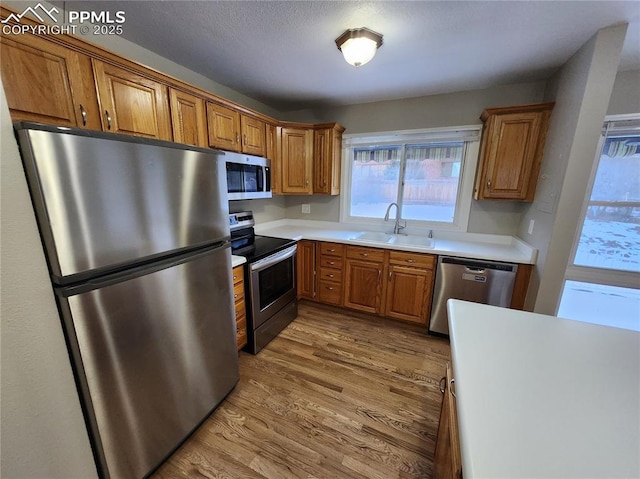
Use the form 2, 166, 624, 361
429, 256, 518, 336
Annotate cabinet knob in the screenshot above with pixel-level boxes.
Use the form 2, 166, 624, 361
104, 110, 112, 130
236, 132, 240, 144
233, 275, 237, 281
79, 104, 87, 126
234, 294, 238, 299
487, 179, 492, 190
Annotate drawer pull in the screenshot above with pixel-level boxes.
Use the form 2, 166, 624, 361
328, 249, 335, 252
360, 253, 369, 257
327, 274, 334, 278
449, 378, 456, 398
234, 294, 238, 299
104, 110, 112, 130
406, 259, 416, 263
328, 261, 335, 265
439, 376, 446, 394
325, 286, 334, 290
233, 275, 237, 280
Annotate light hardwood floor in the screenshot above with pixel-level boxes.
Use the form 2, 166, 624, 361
151, 300, 451, 479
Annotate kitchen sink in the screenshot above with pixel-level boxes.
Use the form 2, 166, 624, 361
392, 235, 435, 248
350, 231, 435, 249
350, 231, 396, 243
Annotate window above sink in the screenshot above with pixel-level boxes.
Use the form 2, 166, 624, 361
341, 126, 481, 232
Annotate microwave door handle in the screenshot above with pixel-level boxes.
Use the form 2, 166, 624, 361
250, 246, 297, 272
264, 166, 271, 192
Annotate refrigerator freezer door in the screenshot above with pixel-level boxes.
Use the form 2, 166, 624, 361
17, 126, 228, 283
57, 245, 238, 479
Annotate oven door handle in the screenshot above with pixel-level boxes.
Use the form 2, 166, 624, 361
250, 245, 297, 272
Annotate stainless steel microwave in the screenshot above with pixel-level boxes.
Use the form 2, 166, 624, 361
225, 152, 272, 200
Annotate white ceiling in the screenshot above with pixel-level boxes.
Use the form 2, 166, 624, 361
62, 1, 639, 112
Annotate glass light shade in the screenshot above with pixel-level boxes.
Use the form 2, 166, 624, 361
335, 27, 383, 67
340, 37, 378, 67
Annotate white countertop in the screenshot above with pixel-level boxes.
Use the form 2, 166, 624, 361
447, 299, 640, 479
254, 219, 537, 264
231, 255, 246, 268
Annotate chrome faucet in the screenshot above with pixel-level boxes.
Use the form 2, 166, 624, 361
383, 202, 406, 234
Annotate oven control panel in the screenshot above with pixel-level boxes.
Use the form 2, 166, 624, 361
229, 211, 255, 231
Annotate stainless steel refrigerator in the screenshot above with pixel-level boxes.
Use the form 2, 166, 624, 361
15, 123, 240, 479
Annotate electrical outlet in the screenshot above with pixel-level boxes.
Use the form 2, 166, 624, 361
301, 204, 311, 214
528, 219, 535, 235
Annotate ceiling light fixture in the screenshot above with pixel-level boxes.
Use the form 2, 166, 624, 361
335, 27, 383, 67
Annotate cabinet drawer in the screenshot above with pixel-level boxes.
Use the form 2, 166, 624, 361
317, 280, 342, 305
233, 280, 245, 302
236, 315, 247, 350
346, 245, 385, 262
319, 257, 343, 269
388, 251, 436, 269
319, 267, 343, 282
234, 298, 245, 319
232, 266, 244, 285
319, 242, 344, 257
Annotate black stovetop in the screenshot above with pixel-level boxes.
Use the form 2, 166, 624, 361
231, 233, 297, 263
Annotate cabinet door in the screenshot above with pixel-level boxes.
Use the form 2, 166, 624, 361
313, 124, 343, 195
281, 127, 313, 194
0, 34, 100, 129
266, 123, 280, 194
384, 265, 433, 324
344, 258, 383, 314
241, 115, 266, 156
433, 363, 463, 479
169, 88, 207, 147
206, 102, 240, 152
93, 60, 172, 140
475, 103, 553, 202
481, 112, 541, 200
296, 240, 316, 300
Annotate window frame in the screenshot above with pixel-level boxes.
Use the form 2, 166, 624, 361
340, 126, 481, 232
558, 113, 640, 319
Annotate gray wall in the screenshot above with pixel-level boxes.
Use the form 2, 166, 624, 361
0, 80, 98, 479
607, 69, 640, 115
282, 81, 545, 234
516, 24, 628, 313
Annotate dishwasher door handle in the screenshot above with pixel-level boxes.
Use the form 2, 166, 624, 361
465, 267, 486, 274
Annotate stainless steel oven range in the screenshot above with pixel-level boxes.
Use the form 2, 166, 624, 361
230, 212, 298, 354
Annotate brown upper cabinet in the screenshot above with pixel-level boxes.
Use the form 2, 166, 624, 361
169, 88, 207, 147
313, 123, 345, 195
92, 59, 172, 141
266, 122, 280, 193
279, 125, 314, 194
206, 101, 240, 151
0, 32, 101, 129
474, 102, 554, 201
241, 115, 267, 157
206, 101, 266, 156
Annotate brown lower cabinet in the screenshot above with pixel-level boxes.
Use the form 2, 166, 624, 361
433, 362, 463, 479
297, 240, 531, 327
232, 265, 247, 351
